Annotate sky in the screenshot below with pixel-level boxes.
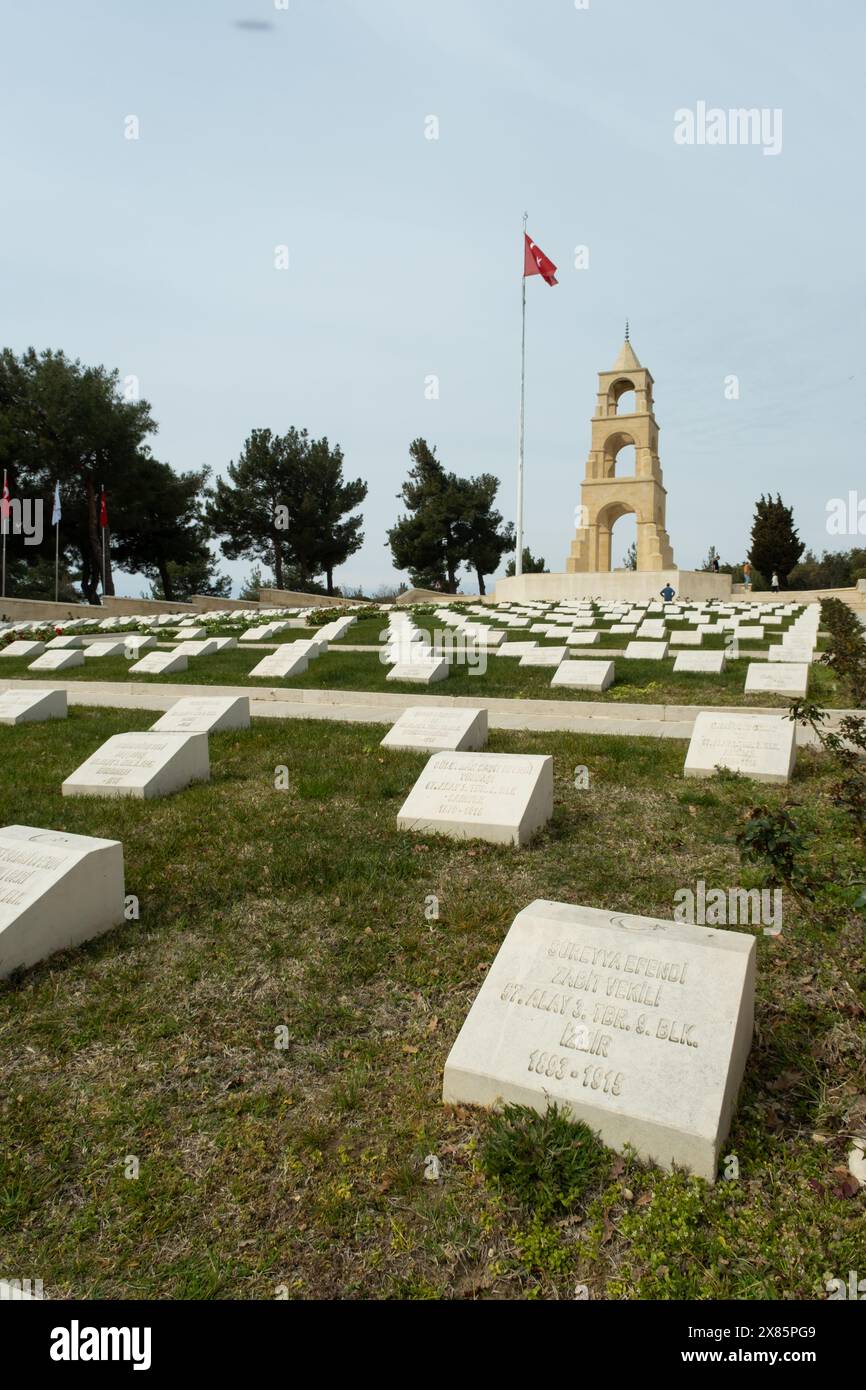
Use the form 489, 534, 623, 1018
3, 0, 865, 597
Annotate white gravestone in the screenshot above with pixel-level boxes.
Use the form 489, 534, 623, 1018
1, 641, 45, 659
173, 639, 218, 658
670, 631, 702, 647
0, 689, 68, 725
28, 650, 85, 672
397, 752, 553, 846
124, 636, 156, 658
443, 898, 755, 1183
0, 824, 125, 978
494, 642, 539, 657
151, 696, 251, 734
83, 641, 126, 658
768, 644, 814, 663
386, 658, 449, 685
623, 641, 669, 660
518, 647, 568, 667
565, 631, 601, 646
381, 706, 488, 752
744, 663, 809, 699
550, 660, 615, 692
673, 652, 727, 675
62, 732, 210, 800
46, 636, 83, 650
684, 712, 796, 784
129, 650, 189, 675
248, 647, 310, 679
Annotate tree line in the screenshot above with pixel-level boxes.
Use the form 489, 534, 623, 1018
4, 348, 859, 604
0, 347, 520, 603
701, 493, 866, 591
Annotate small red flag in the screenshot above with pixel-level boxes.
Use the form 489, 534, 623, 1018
99, 490, 108, 528
524, 233, 558, 286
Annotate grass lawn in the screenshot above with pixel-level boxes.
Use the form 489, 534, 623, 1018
0, 648, 848, 707
0, 708, 863, 1299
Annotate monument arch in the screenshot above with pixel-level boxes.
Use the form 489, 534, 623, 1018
567, 331, 675, 574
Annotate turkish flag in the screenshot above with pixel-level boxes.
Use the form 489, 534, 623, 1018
99, 490, 108, 528
524, 233, 558, 286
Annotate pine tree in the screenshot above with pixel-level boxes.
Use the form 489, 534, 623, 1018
749, 494, 804, 587
505, 547, 547, 577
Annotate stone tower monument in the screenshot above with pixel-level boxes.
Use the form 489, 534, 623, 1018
566, 331, 675, 573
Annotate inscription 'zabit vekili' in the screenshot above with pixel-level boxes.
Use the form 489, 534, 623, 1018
443, 899, 755, 1181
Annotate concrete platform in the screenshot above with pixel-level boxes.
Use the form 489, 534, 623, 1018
494, 569, 732, 603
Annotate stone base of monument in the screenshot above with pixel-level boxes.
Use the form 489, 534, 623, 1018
62, 732, 210, 800
151, 696, 251, 734
684, 712, 797, 783
382, 706, 488, 752
0, 824, 125, 978
494, 569, 733, 604
442, 898, 756, 1183
0, 689, 68, 725
397, 751, 553, 846
551, 660, 615, 692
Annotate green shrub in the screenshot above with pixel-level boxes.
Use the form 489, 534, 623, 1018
479, 1104, 609, 1217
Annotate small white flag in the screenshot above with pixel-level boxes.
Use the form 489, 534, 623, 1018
52, 481, 61, 526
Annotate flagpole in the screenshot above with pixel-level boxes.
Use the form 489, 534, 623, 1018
101, 483, 106, 602
516, 211, 528, 580
1, 469, 6, 600
54, 487, 60, 603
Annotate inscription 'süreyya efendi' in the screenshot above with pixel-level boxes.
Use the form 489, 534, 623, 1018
443, 899, 756, 1182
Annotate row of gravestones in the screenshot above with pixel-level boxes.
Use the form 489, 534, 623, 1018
0, 690, 795, 1184
372, 604, 819, 693
0, 615, 357, 682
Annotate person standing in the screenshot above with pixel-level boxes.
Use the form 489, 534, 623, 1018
660, 582, 676, 602
743, 561, 752, 592
771, 570, 780, 594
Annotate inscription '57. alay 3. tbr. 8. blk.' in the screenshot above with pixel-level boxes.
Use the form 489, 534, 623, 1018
443, 899, 756, 1182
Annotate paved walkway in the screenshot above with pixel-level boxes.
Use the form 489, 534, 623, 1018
1, 677, 856, 745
